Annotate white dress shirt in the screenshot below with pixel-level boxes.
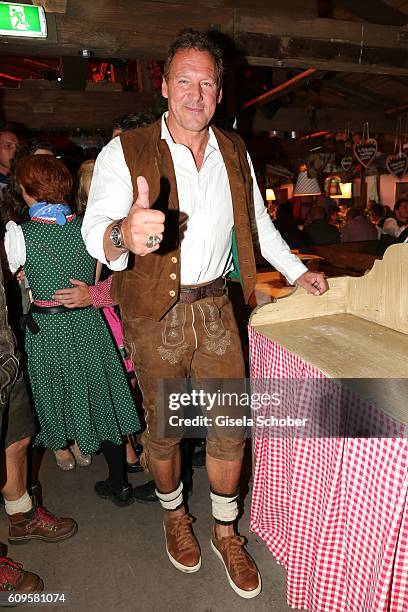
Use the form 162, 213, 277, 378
82, 114, 307, 285
382, 217, 407, 239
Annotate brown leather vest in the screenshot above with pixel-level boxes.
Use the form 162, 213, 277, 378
111, 119, 257, 321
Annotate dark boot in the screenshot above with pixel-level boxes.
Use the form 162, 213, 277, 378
94, 480, 134, 507
133, 480, 159, 504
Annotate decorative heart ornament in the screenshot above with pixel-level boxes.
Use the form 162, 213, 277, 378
341, 156, 353, 172
385, 153, 408, 178
353, 138, 378, 168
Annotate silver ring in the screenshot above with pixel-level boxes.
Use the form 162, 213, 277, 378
145, 234, 161, 249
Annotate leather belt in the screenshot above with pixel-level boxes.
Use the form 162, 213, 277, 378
178, 277, 226, 304
31, 304, 91, 315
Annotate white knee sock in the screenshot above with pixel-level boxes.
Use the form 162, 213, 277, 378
4, 491, 32, 516
210, 490, 239, 524
156, 482, 183, 511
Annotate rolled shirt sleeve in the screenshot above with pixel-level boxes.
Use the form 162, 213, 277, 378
4, 221, 26, 274
82, 137, 134, 270
248, 155, 307, 284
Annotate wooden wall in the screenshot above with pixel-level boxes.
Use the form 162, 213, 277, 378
0, 87, 155, 129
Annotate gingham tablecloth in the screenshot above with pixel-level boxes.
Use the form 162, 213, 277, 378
249, 327, 408, 611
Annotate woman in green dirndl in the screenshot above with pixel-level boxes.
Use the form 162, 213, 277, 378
5, 154, 140, 507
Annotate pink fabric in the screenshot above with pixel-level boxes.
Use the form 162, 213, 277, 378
88, 276, 114, 308
102, 305, 133, 373
249, 326, 408, 611
88, 277, 133, 372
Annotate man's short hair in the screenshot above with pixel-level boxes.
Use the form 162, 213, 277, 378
395, 197, 408, 212
0, 122, 24, 139
21, 139, 55, 157
164, 29, 224, 91
370, 203, 384, 220
112, 112, 155, 133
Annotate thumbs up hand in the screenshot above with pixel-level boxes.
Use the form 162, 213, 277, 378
121, 176, 165, 256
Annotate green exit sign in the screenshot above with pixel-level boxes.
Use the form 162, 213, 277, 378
0, 2, 47, 38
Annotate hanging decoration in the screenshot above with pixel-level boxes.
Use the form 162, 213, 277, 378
386, 117, 408, 178
340, 122, 354, 172
353, 122, 378, 168
386, 154, 408, 178
341, 156, 353, 172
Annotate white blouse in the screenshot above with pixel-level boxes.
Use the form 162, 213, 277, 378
4, 221, 26, 274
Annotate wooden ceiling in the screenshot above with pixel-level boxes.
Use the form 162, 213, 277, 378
1, 0, 408, 132
0, 0, 407, 73
320, 0, 408, 22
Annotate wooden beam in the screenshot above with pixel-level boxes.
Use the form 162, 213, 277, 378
132, 0, 317, 17
319, 75, 398, 110
237, 13, 408, 48
252, 107, 396, 132
0, 0, 234, 58
0, 72, 22, 83
32, 0, 68, 14
1, 3, 406, 77
1, 88, 156, 130
239, 34, 408, 76
237, 14, 408, 75
243, 68, 317, 109
332, 0, 408, 26
385, 103, 408, 116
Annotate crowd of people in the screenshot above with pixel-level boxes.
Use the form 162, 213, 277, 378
0, 111, 169, 591
0, 27, 405, 600
270, 196, 408, 250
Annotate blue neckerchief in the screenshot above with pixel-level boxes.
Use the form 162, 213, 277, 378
29, 202, 72, 226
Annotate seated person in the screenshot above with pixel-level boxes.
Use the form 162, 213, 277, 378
273, 201, 306, 249
368, 203, 385, 238
304, 205, 340, 245
382, 198, 408, 239
341, 207, 378, 242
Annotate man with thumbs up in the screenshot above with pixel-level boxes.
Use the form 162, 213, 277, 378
82, 29, 327, 599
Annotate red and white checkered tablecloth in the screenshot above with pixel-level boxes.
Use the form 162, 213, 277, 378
249, 327, 408, 611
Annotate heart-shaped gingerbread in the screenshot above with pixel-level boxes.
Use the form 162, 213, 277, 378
341, 156, 353, 172
385, 153, 408, 178
353, 138, 378, 168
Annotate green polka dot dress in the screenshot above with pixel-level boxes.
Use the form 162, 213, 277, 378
22, 216, 140, 454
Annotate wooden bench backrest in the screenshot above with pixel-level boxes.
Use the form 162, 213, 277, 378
250, 244, 408, 336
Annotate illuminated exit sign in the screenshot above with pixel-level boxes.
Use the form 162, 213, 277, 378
0, 2, 47, 38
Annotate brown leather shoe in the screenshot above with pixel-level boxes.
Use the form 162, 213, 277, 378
8, 506, 77, 544
211, 526, 261, 598
0, 555, 43, 592
163, 513, 201, 573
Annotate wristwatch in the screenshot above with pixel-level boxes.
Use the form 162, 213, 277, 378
109, 218, 127, 249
